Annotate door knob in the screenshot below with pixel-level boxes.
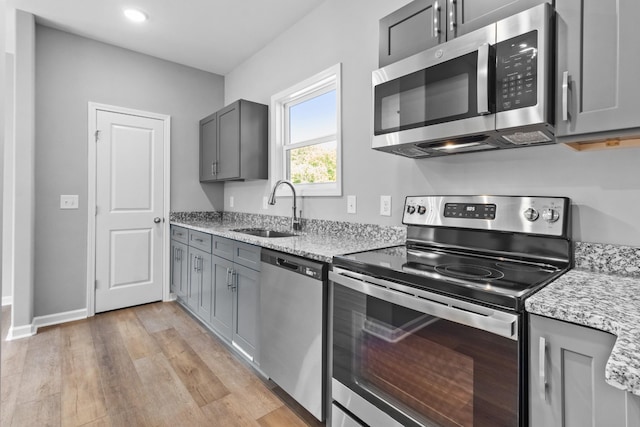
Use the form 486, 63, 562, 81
154, 217, 162, 223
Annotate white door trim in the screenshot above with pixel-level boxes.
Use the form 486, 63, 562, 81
86, 102, 171, 317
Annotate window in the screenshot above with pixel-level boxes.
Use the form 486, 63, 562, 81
271, 64, 341, 197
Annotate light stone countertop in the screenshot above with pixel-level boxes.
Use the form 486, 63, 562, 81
170, 219, 405, 263
526, 269, 640, 396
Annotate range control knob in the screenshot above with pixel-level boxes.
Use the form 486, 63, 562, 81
542, 208, 560, 223
417, 205, 427, 215
406, 205, 416, 214
523, 207, 539, 222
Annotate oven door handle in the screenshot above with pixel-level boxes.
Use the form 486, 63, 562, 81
330, 270, 518, 340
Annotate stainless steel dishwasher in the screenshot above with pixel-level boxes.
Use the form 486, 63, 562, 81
260, 249, 327, 422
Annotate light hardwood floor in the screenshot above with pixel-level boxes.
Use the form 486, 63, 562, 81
1, 302, 324, 427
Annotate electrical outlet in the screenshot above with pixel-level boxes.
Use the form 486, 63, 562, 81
60, 195, 79, 209
380, 195, 391, 216
347, 195, 357, 214
229, 196, 234, 208
263, 196, 269, 210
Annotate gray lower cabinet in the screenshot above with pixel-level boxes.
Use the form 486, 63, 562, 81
170, 240, 188, 299
555, 0, 640, 140
210, 236, 261, 362
529, 314, 640, 427
199, 99, 268, 182
188, 246, 212, 321
211, 254, 234, 340
378, 0, 548, 67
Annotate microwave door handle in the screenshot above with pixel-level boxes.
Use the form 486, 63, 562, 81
477, 43, 491, 115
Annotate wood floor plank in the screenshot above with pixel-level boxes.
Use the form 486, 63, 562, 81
60, 320, 108, 427
133, 352, 209, 426
90, 311, 153, 424
189, 332, 264, 393
152, 327, 230, 406
16, 327, 61, 404
258, 406, 310, 427
200, 395, 261, 427
115, 308, 161, 360
11, 393, 61, 427
1, 373, 22, 426
1, 303, 315, 427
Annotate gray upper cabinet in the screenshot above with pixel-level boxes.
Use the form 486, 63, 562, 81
555, 0, 640, 141
529, 314, 640, 427
199, 99, 268, 182
378, 0, 548, 67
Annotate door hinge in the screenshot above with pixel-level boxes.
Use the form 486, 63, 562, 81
95, 130, 101, 142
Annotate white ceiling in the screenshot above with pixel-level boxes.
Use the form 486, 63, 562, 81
7, 0, 325, 75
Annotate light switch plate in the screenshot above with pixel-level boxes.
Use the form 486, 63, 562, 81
229, 196, 234, 208
347, 195, 357, 214
60, 195, 79, 209
380, 195, 391, 216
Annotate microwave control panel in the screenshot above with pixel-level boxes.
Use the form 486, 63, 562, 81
496, 30, 538, 112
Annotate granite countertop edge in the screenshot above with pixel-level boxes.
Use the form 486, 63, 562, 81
525, 269, 640, 396
170, 219, 404, 263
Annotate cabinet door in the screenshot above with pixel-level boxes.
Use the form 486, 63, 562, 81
529, 314, 640, 427
379, 0, 441, 67
451, 0, 546, 39
216, 102, 241, 180
196, 251, 212, 321
210, 255, 234, 340
170, 240, 188, 299
186, 247, 201, 311
232, 263, 260, 360
556, 0, 640, 138
199, 112, 218, 182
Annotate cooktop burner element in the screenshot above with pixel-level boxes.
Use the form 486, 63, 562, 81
332, 195, 572, 311
434, 263, 505, 280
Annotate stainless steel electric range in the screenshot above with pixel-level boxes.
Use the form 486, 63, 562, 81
329, 195, 572, 427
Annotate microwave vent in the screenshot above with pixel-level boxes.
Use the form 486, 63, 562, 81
391, 145, 431, 158
502, 131, 553, 145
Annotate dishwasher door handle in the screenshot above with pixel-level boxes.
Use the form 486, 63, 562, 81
276, 257, 299, 271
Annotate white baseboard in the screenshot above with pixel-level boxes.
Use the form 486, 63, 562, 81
2, 296, 13, 306
33, 308, 87, 330
6, 323, 36, 341
5, 308, 88, 341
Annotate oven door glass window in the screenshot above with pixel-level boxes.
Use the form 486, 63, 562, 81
374, 52, 480, 135
332, 283, 519, 427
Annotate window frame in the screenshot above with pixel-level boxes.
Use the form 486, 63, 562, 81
270, 63, 342, 197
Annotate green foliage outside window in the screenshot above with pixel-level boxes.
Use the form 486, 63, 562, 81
289, 143, 337, 184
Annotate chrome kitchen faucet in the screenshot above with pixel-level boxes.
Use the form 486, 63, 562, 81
268, 179, 301, 231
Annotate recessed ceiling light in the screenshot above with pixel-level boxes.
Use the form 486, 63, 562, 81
124, 8, 148, 23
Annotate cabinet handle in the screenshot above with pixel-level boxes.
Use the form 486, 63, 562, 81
539, 336, 548, 402
226, 268, 232, 289
449, 0, 456, 33
433, 1, 441, 39
562, 71, 570, 122
231, 270, 237, 292
178, 248, 182, 262
213, 162, 218, 176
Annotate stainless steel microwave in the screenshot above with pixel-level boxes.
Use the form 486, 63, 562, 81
372, 3, 554, 158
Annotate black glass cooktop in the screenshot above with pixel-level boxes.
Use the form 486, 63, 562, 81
333, 245, 567, 311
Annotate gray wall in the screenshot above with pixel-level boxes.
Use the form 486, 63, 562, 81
224, 0, 640, 247
2, 53, 11, 304
35, 25, 225, 317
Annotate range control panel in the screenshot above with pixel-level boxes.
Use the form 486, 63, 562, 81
403, 195, 569, 237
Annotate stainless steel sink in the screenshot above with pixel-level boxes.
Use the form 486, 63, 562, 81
232, 228, 298, 238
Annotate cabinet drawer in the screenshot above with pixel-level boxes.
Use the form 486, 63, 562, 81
188, 230, 212, 253
212, 236, 235, 261
234, 241, 261, 271
171, 226, 189, 244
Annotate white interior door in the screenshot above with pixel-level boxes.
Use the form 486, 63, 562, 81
94, 109, 165, 313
